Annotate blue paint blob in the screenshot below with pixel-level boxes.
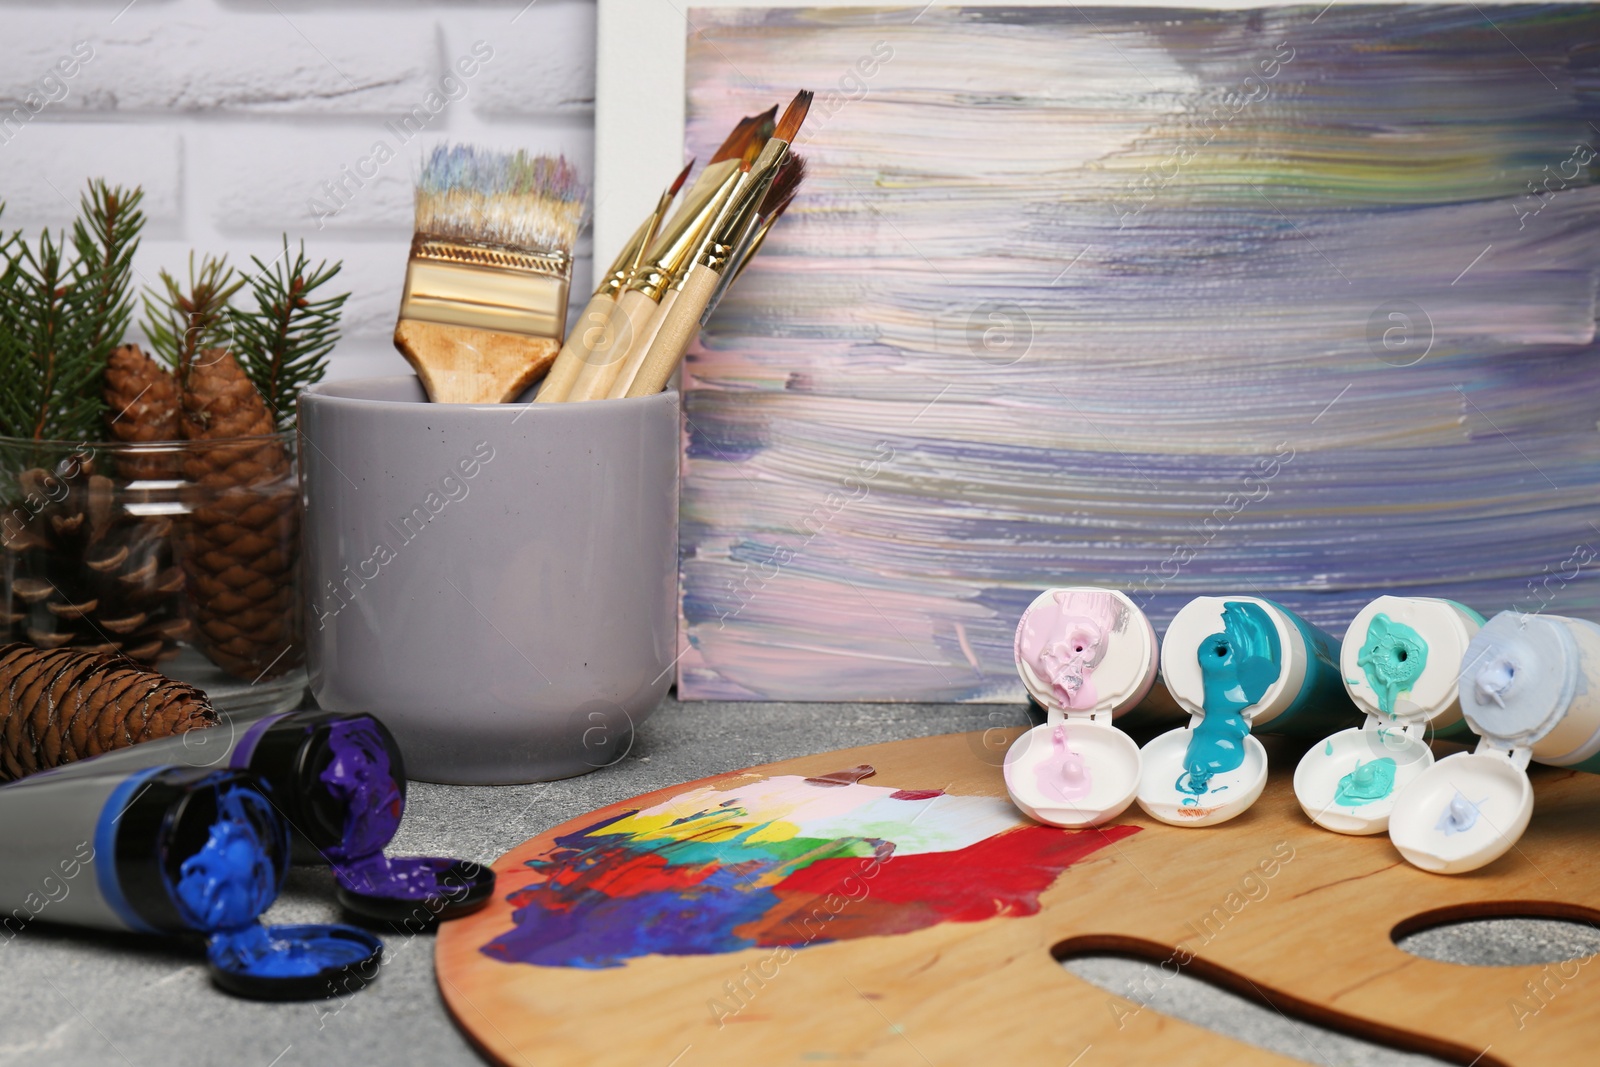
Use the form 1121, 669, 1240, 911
208, 924, 376, 978
1178, 602, 1281, 795
1436, 791, 1486, 836
173, 782, 385, 990
1334, 757, 1398, 807
174, 786, 279, 930
320, 719, 404, 863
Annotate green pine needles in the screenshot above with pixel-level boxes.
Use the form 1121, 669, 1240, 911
142, 252, 244, 392
0, 181, 143, 441
0, 179, 347, 441
232, 239, 348, 430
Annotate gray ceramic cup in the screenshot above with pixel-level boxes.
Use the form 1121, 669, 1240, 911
298, 377, 678, 784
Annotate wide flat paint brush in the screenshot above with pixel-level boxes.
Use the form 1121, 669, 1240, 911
535, 160, 692, 403
394, 146, 586, 404
624, 91, 812, 400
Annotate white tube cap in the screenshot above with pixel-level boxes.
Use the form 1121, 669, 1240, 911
1014, 588, 1158, 717
1135, 726, 1268, 827
1388, 749, 1533, 874
1339, 595, 1481, 728
1004, 721, 1141, 828
1293, 726, 1433, 835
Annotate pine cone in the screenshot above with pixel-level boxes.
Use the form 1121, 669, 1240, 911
178, 350, 301, 681
2, 451, 192, 665
0, 642, 216, 781
104, 344, 182, 482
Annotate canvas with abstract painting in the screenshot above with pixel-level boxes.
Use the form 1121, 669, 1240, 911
675, 4, 1600, 701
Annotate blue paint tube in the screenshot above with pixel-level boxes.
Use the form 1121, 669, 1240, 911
17, 711, 492, 923
1136, 595, 1359, 827
0, 765, 382, 999
1390, 611, 1600, 874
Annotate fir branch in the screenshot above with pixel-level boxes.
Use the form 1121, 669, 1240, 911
0, 184, 148, 441
72, 181, 143, 360
140, 252, 243, 391
0, 204, 29, 440
230, 236, 347, 430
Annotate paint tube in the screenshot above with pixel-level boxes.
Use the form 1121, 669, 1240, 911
1003, 587, 1157, 827
15, 711, 492, 922
0, 765, 381, 999
1294, 596, 1484, 836
1136, 595, 1360, 827
1390, 610, 1600, 874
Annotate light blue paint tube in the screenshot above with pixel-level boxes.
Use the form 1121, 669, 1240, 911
1389, 610, 1600, 875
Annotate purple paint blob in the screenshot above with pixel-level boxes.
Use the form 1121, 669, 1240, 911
336, 855, 466, 901
320, 719, 404, 863
1033, 726, 1093, 803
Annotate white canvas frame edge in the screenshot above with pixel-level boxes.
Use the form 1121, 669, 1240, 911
592, 0, 1518, 264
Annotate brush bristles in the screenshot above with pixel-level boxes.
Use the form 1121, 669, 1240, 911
760, 154, 806, 216
774, 90, 813, 143
710, 105, 778, 165
415, 145, 587, 253
670, 160, 695, 196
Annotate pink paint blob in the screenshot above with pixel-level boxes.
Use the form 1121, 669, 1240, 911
1033, 726, 1094, 802
1015, 589, 1124, 710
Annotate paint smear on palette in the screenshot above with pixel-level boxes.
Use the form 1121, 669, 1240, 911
480, 772, 1137, 968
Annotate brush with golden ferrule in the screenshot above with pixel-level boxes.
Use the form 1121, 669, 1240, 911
624, 91, 812, 400
564, 159, 743, 402
536, 160, 692, 403
562, 107, 775, 403
394, 146, 586, 404
708, 153, 806, 320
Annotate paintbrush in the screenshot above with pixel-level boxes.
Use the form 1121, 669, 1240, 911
394, 147, 586, 404
623, 91, 811, 400
564, 108, 775, 403
535, 160, 692, 403
707, 153, 807, 318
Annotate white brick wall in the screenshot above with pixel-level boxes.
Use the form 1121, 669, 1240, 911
0, 0, 597, 382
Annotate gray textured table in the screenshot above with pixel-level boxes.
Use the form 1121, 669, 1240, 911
2, 698, 1595, 1067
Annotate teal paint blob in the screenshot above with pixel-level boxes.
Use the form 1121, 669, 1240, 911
1334, 757, 1397, 807
1178, 602, 1281, 795
1357, 614, 1428, 715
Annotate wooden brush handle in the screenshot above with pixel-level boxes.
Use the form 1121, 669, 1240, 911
535, 293, 616, 403
569, 290, 657, 402
625, 266, 720, 398
394, 320, 559, 404
606, 290, 677, 399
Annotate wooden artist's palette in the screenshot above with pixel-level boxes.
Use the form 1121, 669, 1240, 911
437, 731, 1600, 1066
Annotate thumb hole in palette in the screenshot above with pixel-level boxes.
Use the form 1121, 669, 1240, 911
1056, 937, 1499, 1067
